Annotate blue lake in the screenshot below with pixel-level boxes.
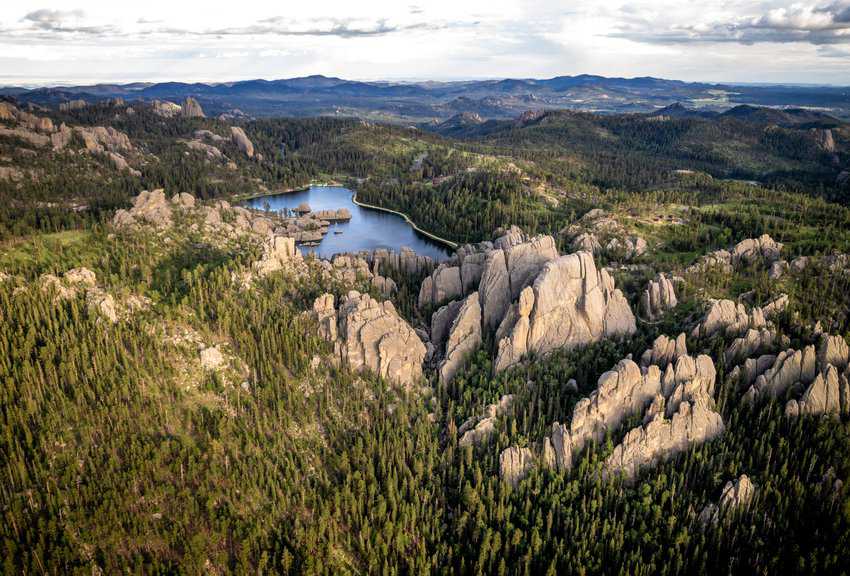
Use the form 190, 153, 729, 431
243, 186, 452, 261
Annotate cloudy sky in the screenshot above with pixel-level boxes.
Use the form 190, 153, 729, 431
2, 0, 849, 86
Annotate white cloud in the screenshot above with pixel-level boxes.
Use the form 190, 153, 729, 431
0, 1, 848, 85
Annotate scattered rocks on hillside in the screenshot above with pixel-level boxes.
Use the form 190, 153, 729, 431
313, 291, 426, 388
687, 234, 783, 276
38, 267, 147, 323
640, 273, 678, 320
690, 298, 783, 339
561, 209, 647, 261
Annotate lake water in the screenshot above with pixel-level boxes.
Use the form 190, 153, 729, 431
243, 186, 452, 261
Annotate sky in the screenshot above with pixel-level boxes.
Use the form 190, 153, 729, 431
1, 0, 849, 86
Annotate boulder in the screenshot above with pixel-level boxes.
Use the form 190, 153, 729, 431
200, 346, 224, 370
230, 126, 254, 158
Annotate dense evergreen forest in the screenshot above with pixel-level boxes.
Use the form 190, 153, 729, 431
1, 97, 850, 574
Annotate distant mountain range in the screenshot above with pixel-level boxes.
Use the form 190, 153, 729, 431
3, 74, 849, 122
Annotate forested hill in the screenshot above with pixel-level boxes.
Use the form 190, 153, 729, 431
2, 89, 850, 574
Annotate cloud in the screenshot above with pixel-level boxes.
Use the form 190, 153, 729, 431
611, 1, 850, 45
20, 9, 117, 35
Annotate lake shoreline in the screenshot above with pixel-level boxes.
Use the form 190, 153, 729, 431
350, 193, 458, 250
243, 184, 459, 252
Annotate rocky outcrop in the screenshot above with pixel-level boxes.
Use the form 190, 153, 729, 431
789, 365, 846, 417
319, 291, 426, 388
731, 234, 783, 266
312, 293, 337, 342
493, 251, 636, 372
567, 359, 662, 461
438, 292, 482, 384
230, 126, 254, 158
640, 333, 688, 368
458, 394, 514, 447
699, 474, 757, 525
499, 446, 535, 487
691, 299, 767, 339
181, 97, 205, 118
604, 396, 724, 481
817, 334, 850, 371
253, 235, 301, 277
151, 100, 182, 117
724, 328, 781, 365
743, 345, 817, 402
520, 252, 635, 356
113, 189, 175, 228
59, 99, 87, 112
640, 273, 678, 320
418, 264, 463, 308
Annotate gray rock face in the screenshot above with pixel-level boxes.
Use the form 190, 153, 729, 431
335, 291, 426, 388
818, 334, 849, 371
494, 251, 636, 372
568, 359, 662, 457
525, 251, 636, 357
499, 446, 535, 487
504, 235, 558, 299
181, 97, 205, 118
230, 126, 254, 158
604, 396, 724, 481
430, 299, 464, 352
794, 365, 844, 416
418, 264, 463, 308
640, 273, 678, 320
439, 292, 482, 384
724, 328, 780, 366
479, 249, 511, 332
743, 345, 817, 402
